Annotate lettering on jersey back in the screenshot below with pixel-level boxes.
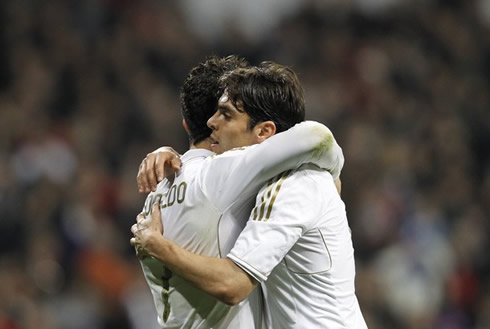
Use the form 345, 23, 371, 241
143, 181, 188, 215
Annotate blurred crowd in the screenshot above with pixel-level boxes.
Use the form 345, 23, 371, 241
0, 0, 489, 328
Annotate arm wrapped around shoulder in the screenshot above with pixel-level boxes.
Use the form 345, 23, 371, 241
293, 121, 344, 179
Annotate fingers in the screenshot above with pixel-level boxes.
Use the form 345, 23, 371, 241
131, 208, 162, 255
137, 161, 145, 193
155, 152, 181, 182
136, 212, 146, 224
151, 203, 160, 218
130, 238, 147, 259
170, 156, 182, 172
130, 222, 142, 252
137, 148, 183, 194
155, 153, 166, 182
137, 157, 151, 193
152, 203, 164, 234
145, 153, 158, 192
131, 214, 145, 252
137, 153, 159, 193
131, 223, 138, 234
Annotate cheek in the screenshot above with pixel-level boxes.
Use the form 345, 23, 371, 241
247, 134, 259, 145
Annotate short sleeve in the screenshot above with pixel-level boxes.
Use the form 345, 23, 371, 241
227, 168, 323, 282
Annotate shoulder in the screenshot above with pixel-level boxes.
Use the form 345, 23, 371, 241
251, 169, 327, 228
259, 167, 328, 209
204, 145, 254, 161
288, 164, 334, 188
198, 144, 259, 175
281, 165, 338, 205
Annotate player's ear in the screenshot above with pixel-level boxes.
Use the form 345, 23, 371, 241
255, 121, 276, 142
182, 119, 189, 133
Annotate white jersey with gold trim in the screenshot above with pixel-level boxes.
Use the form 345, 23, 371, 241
139, 121, 345, 329
140, 149, 252, 329
228, 164, 368, 329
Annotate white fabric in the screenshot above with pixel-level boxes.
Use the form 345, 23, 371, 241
228, 164, 368, 329
139, 121, 345, 328
140, 149, 261, 329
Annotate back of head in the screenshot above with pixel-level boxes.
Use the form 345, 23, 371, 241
181, 55, 248, 144
220, 61, 306, 133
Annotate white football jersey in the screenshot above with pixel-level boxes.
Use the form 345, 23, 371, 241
139, 121, 345, 329
228, 164, 368, 329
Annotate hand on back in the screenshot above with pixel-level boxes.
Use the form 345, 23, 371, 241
137, 147, 182, 193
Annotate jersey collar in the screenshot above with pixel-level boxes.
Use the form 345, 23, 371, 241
180, 149, 214, 162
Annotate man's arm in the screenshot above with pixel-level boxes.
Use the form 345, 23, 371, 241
200, 121, 344, 211
136, 121, 343, 201
131, 204, 255, 305
137, 147, 182, 193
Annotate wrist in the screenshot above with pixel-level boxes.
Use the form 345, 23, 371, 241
146, 232, 168, 259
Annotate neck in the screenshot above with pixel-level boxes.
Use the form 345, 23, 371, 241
189, 137, 213, 151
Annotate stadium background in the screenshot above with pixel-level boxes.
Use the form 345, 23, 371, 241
0, 0, 489, 328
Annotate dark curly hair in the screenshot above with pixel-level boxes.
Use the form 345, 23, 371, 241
180, 55, 248, 144
220, 61, 305, 133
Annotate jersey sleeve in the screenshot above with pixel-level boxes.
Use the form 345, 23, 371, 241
198, 120, 344, 212
226, 169, 323, 282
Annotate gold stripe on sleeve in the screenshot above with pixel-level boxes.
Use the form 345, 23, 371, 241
253, 179, 274, 221
253, 170, 292, 221
264, 170, 292, 221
